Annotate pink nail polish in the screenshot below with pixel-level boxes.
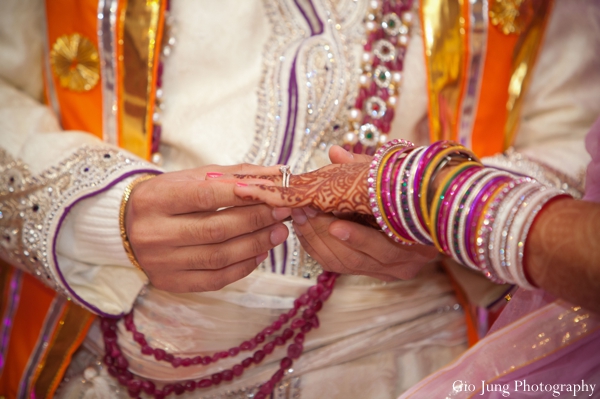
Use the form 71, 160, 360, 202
236, 182, 248, 187
206, 172, 223, 178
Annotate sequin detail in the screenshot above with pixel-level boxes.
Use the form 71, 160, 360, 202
0, 146, 159, 310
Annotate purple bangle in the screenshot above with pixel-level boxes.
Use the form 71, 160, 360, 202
403, 148, 431, 244
465, 175, 512, 266
384, 148, 414, 239
436, 166, 482, 254
449, 169, 493, 265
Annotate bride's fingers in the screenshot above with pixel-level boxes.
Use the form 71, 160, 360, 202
232, 173, 282, 184
234, 184, 313, 209
205, 173, 277, 186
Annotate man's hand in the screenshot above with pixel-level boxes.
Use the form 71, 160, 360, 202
125, 164, 291, 293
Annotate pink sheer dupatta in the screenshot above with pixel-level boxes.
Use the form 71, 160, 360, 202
399, 117, 600, 398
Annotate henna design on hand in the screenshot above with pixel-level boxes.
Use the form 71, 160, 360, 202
235, 163, 372, 214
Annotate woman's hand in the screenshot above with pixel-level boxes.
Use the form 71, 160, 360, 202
233, 162, 372, 214
125, 164, 291, 293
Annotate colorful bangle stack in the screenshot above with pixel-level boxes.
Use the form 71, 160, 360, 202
369, 140, 570, 289
368, 139, 414, 244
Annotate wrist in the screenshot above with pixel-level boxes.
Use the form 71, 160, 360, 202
119, 174, 158, 274
523, 196, 572, 289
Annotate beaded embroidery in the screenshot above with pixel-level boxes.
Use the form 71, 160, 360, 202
0, 147, 160, 309
342, 0, 415, 155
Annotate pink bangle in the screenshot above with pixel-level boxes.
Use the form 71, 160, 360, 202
383, 147, 414, 241
458, 171, 511, 270
465, 175, 512, 268
368, 139, 414, 243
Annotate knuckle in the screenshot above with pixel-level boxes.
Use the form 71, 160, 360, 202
209, 248, 228, 269
252, 236, 266, 255
186, 251, 207, 270
203, 218, 227, 243
195, 184, 217, 209
248, 209, 264, 232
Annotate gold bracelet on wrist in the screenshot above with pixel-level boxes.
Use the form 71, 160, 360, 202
119, 174, 157, 274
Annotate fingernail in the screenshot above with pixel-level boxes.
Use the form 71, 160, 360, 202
330, 227, 350, 241
303, 207, 318, 218
343, 148, 354, 159
272, 207, 291, 221
270, 226, 288, 246
291, 208, 307, 225
206, 172, 223, 178
236, 182, 248, 187
256, 252, 268, 265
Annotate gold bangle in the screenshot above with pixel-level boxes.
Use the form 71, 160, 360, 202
119, 174, 157, 273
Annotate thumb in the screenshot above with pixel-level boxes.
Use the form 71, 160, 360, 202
329, 145, 373, 164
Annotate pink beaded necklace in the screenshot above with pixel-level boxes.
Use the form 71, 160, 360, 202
101, 272, 337, 399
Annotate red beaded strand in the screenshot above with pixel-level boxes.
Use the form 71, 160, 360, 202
100, 272, 338, 398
